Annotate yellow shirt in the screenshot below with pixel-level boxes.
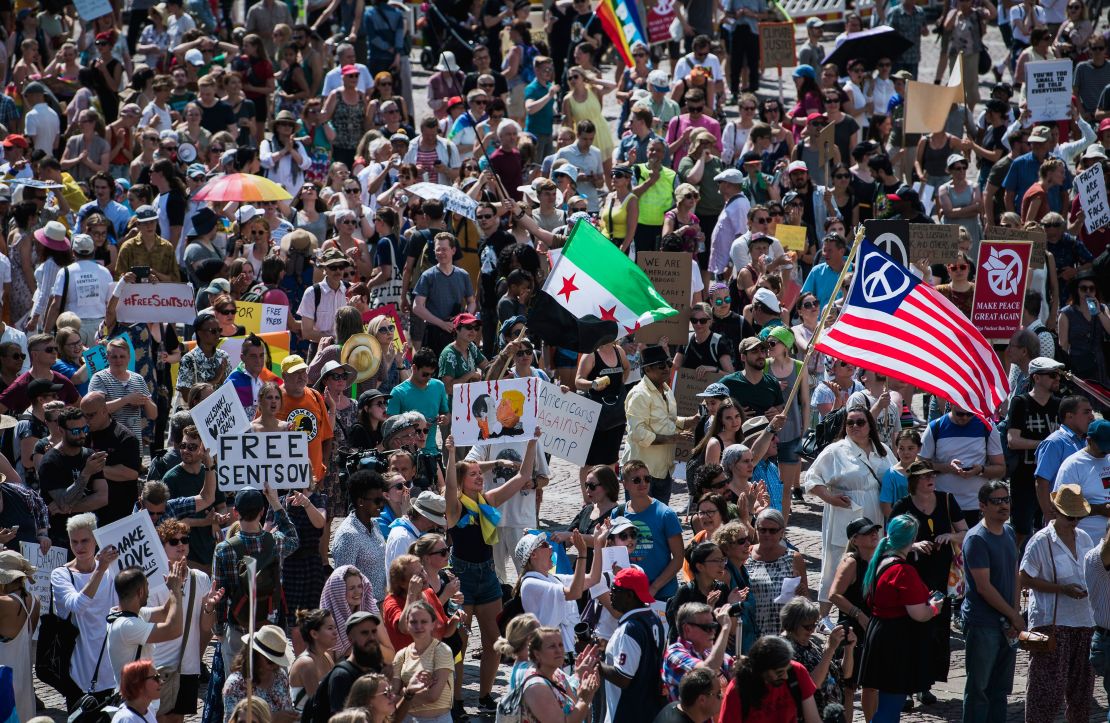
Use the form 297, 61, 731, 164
395, 641, 454, 714
622, 376, 679, 478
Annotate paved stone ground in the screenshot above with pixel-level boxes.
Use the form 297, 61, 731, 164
29, 9, 1110, 722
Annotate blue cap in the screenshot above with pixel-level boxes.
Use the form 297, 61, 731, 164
1089, 419, 1110, 450
697, 382, 730, 398
233, 487, 266, 514
792, 65, 816, 80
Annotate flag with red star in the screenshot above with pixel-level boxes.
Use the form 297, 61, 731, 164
527, 220, 677, 353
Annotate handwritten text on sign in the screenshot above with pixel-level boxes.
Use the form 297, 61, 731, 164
1026, 60, 1073, 122
20, 543, 67, 612
115, 282, 198, 324
759, 22, 796, 68
190, 382, 251, 452
535, 381, 601, 466
635, 251, 691, 343
971, 240, 1033, 342
237, 301, 289, 334
93, 511, 171, 591
216, 432, 312, 490
1076, 163, 1110, 234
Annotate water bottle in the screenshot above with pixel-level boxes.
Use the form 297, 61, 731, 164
1002, 617, 1020, 649
1088, 298, 1100, 317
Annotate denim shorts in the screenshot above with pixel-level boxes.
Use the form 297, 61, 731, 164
777, 436, 802, 464
450, 556, 503, 606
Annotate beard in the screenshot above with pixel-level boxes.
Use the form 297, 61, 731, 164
352, 640, 384, 670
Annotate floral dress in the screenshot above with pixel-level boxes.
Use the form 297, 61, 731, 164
748, 549, 798, 638
8, 231, 37, 324
275, 489, 329, 614
324, 401, 359, 517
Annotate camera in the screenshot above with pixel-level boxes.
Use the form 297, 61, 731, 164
728, 602, 745, 617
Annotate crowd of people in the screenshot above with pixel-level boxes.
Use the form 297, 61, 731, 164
0, 0, 1107, 722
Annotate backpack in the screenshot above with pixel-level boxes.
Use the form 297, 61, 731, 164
800, 406, 846, 461
312, 280, 350, 312
227, 533, 283, 630
518, 44, 539, 85
301, 659, 362, 723
495, 672, 548, 723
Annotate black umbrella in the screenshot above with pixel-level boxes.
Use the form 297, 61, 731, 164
822, 25, 914, 74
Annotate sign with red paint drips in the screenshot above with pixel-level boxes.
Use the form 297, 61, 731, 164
451, 378, 538, 446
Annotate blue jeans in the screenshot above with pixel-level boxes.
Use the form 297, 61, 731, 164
962, 623, 1017, 723
650, 474, 673, 506
1091, 628, 1110, 722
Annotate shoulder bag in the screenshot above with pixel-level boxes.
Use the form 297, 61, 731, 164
157, 570, 197, 709
36, 568, 81, 701
1019, 538, 1057, 654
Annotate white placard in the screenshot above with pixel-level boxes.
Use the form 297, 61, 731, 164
1025, 59, 1073, 122
92, 511, 171, 592
1076, 162, 1110, 233
261, 304, 288, 333
115, 282, 198, 324
73, 0, 112, 20
535, 381, 600, 466
216, 432, 312, 491
190, 382, 251, 452
20, 542, 67, 612
451, 378, 540, 447
601, 545, 631, 572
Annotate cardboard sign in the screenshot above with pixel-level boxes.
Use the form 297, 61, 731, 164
535, 381, 601, 466
774, 225, 808, 253
672, 367, 726, 417
815, 121, 837, 171
759, 22, 796, 68
1076, 162, 1110, 234
645, 0, 676, 45
451, 377, 541, 446
984, 225, 1047, 269
971, 240, 1033, 342
909, 223, 960, 264
865, 220, 911, 267
190, 381, 251, 452
1025, 59, 1073, 122
635, 252, 692, 344
20, 542, 67, 617
216, 432, 312, 491
237, 301, 288, 334
82, 345, 109, 374
73, 0, 112, 20
93, 511, 171, 592
904, 80, 963, 135
115, 283, 197, 324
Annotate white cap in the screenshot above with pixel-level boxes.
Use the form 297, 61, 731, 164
648, 69, 671, 91
714, 168, 744, 184
806, 17, 824, 28
1028, 357, 1065, 374
185, 48, 205, 66
753, 287, 781, 313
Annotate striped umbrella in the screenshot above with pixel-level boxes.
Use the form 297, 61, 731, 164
192, 173, 293, 202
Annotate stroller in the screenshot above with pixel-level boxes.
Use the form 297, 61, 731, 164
417, 0, 477, 71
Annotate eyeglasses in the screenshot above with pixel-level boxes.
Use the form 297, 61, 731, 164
986, 496, 1011, 505
757, 526, 782, 534
145, 674, 164, 682
737, 536, 758, 546
429, 545, 451, 557
388, 481, 413, 492
180, 442, 201, 451
691, 317, 710, 325
713, 296, 732, 305
697, 509, 720, 517
845, 418, 868, 427
833, 173, 851, 180
66, 425, 90, 435
165, 537, 190, 546
340, 219, 358, 226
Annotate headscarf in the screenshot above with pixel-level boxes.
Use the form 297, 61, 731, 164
721, 443, 751, 480
319, 565, 380, 656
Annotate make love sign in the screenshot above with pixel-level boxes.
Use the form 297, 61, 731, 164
216, 432, 312, 491
115, 282, 197, 324
93, 511, 171, 591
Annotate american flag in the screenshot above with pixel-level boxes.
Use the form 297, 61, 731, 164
815, 239, 1010, 420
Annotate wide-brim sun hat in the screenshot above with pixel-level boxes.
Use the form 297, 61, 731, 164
340, 333, 383, 383
242, 624, 294, 668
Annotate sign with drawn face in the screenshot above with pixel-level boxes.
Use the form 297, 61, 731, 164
451, 378, 539, 447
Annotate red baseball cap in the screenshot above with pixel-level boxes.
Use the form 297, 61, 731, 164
453, 313, 480, 328
2, 134, 28, 149
613, 567, 654, 604
805, 112, 827, 123
1099, 118, 1110, 135
341, 64, 360, 76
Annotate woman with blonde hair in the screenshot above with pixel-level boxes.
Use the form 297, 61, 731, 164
61, 108, 111, 184
343, 672, 428, 722
662, 183, 703, 249
494, 613, 541, 688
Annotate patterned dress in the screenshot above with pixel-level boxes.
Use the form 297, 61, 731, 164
323, 400, 358, 517
748, 549, 798, 637
276, 489, 329, 615
8, 231, 37, 324
786, 634, 845, 717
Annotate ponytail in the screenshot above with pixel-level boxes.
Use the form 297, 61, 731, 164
862, 514, 919, 594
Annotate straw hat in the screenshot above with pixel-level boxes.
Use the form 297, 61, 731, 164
341, 333, 383, 383
241, 624, 294, 668
0, 550, 35, 585
1052, 484, 1091, 519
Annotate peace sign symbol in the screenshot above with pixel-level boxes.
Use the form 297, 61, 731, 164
860, 251, 912, 304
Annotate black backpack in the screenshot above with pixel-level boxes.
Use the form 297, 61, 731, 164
227, 533, 283, 629
301, 659, 362, 723
800, 406, 846, 461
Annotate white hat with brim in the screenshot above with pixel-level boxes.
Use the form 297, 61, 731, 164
242, 624, 294, 668
411, 491, 448, 527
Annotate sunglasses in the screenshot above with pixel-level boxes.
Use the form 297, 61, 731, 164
345, 187, 360, 194
627, 474, 650, 485
713, 296, 732, 305
688, 106, 705, 113
757, 526, 782, 534
378, 325, 396, 333
476, 214, 496, 221
833, 173, 851, 180
415, 428, 429, 436
462, 324, 482, 331
691, 317, 710, 324
515, 349, 534, 357
753, 216, 770, 224
987, 496, 1011, 505
845, 418, 868, 427
800, 300, 819, 310
689, 621, 721, 632
611, 529, 638, 541
340, 219, 358, 226
217, 306, 237, 315
947, 263, 969, 271
180, 442, 201, 451
66, 425, 90, 435
36, 346, 58, 353
585, 482, 602, 490
429, 545, 452, 557
740, 104, 757, 111
952, 410, 974, 418
389, 481, 414, 492
6, 352, 25, 360
1078, 284, 1097, 292
165, 537, 190, 546
950, 165, 968, 171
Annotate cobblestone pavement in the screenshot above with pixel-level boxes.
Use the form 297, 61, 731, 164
29, 10, 1110, 722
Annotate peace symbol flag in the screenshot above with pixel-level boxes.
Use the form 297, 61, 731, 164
815, 238, 1009, 421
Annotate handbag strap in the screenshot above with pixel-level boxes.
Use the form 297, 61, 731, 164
177, 571, 197, 669
1048, 534, 1059, 628
88, 623, 110, 693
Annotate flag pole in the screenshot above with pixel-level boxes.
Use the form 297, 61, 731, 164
778, 224, 866, 415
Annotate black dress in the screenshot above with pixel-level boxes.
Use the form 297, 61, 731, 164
835, 550, 870, 688
584, 346, 627, 465
857, 557, 933, 695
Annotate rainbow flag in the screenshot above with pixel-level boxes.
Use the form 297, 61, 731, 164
172, 331, 293, 390
597, 0, 646, 66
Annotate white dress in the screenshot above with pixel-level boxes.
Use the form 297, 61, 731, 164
804, 438, 897, 601
0, 592, 35, 722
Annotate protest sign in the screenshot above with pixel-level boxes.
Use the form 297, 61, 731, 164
816, 121, 837, 171
904, 80, 963, 135
115, 283, 197, 324
82, 345, 109, 374
1025, 59, 1073, 122
773, 225, 807, 253
1076, 162, 1110, 234
645, 0, 676, 45
535, 381, 601, 466
635, 251, 692, 343
909, 223, 960, 263
190, 382, 251, 452
216, 432, 312, 491
864, 220, 911, 267
971, 240, 1033, 342
237, 301, 288, 334
759, 22, 795, 68
73, 0, 112, 20
451, 378, 541, 446
984, 225, 1047, 269
93, 511, 171, 591
672, 367, 726, 417
20, 542, 67, 615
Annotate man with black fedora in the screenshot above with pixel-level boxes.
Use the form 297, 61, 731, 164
624, 344, 699, 505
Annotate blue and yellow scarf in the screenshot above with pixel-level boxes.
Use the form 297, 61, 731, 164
458, 493, 501, 545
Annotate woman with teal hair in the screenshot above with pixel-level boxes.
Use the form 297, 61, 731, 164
856, 515, 943, 722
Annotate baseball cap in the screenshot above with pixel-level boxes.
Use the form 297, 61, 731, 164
738, 336, 768, 353
134, 205, 158, 222
1088, 419, 1110, 449
1, 134, 28, 149
452, 312, 480, 328
886, 184, 920, 203
281, 354, 309, 376
696, 382, 730, 399
846, 517, 882, 537
753, 287, 781, 313
892, 70, 914, 80
612, 567, 654, 604
787, 160, 808, 174
233, 487, 266, 514
609, 516, 637, 536
806, 17, 824, 28
1028, 125, 1052, 143
185, 48, 205, 66
358, 389, 391, 407
345, 610, 381, 632
27, 378, 63, 399
648, 69, 670, 91
71, 234, 95, 257
792, 65, 816, 80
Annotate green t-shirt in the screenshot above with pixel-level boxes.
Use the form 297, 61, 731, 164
438, 342, 486, 381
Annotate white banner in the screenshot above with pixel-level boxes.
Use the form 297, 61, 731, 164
535, 381, 600, 466
1076, 162, 1110, 233
191, 382, 251, 452
451, 378, 540, 447
1025, 59, 1073, 122
73, 0, 112, 20
19, 542, 67, 613
115, 282, 197, 324
216, 432, 312, 491
92, 511, 171, 592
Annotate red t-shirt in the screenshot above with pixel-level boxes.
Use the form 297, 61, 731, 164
719, 661, 817, 723
868, 560, 930, 619
382, 589, 449, 650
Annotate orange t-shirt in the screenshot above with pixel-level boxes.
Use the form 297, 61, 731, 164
279, 387, 334, 481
